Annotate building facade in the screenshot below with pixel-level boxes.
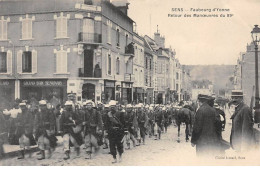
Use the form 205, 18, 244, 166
0, 0, 135, 107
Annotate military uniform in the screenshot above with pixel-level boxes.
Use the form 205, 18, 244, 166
11, 104, 36, 159
125, 105, 137, 149
81, 101, 103, 159
0, 110, 7, 158
34, 101, 57, 160
61, 101, 83, 160
106, 100, 126, 163
136, 107, 148, 144
154, 107, 164, 139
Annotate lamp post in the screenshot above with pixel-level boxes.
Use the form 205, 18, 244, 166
251, 25, 260, 123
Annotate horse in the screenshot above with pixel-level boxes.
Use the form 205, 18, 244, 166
175, 105, 195, 143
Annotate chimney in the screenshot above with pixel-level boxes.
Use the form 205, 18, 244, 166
111, 0, 130, 16
154, 25, 165, 48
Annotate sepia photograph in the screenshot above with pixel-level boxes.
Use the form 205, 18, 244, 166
0, 0, 260, 166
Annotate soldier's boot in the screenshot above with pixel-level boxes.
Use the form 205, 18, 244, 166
119, 154, 122, 163
63, 150, 70, 160
27, 148, 32, 158
47, 149, 52, 159
159, 133, 161, 140
37, 150, 45, 160
103, 143, 108, 149
17, 150, 25, 160
75, 147, 80, 156
85, 152, 91, 159
154, 134, 158, 140
112, 155, 117, 164
143, 138, 145, 145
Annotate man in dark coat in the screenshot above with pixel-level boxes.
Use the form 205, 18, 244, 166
229, 98, 255, 152
81, 100, 103, 159
136, 103, 149, 145
125, 104, 137, 149
154, 106, 164, 140
10, 103, 36, 159
191, 94, 221, 157
34, 100, 57, 160
106, 100, 126, 163
61, 101, 83, 160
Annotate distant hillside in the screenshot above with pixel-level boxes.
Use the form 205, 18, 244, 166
184, 65, 235, 93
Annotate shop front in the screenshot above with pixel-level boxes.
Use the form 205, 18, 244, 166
133, 87, 144, 104
145, 88, 154, 104
104, 80, 115, 103
121, 82, 133, 104
20, 79, 67, 103
0, 79, 15, 109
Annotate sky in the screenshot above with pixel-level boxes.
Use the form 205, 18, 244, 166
127, 0, 260, 65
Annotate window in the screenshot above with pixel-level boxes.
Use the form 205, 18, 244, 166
150, 59, 152, 70
0, 52, 7, 72
20, 15, 34, 40
116, 57, 120, 75
0, 17, 8, 40
22, 51, 32, 73
145, 76, 148, 86
176, 72, 179, 80
108, 53, 111, 75
176, 84, 179, 91
126, 34, 128, 46
56, 51, 68, 73
55, 13, 69, 38
107, 20, 112, 44
145, 57, 148, 69
17, 49, 37, 74
150, 76, 152, 87
116, 29, 120, 47
82, 18, 94, 41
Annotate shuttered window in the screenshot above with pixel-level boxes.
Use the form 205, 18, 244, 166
107, 20, 112, 44
17, 50, 37, 74
116, 57, 120, 75
22, 19, 32, 39
22, 51, 32, 73
107, 53, 111, 75
56, 50, 68, 73
0, 20, 7, 40
0, 52, 7, 73
56, 17, 67, 38
7, 50, 12, 74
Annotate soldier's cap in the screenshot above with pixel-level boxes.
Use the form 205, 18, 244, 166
65, 101, 73, 106
19, 102, 26, 106
39, 100, 47, 105
109, 100, 117, 106
104, 104, 110, 108
84, 100, 95, 107
96, 101, 103, 105
135, 103, 144, 108
145, 105, 149, 108
126, 104, 132, 108
149, 107, 153, 110
214, 103, 219, 108
3, 109, 11, 115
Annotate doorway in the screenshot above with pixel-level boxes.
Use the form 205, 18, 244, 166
82, 83, 95, 101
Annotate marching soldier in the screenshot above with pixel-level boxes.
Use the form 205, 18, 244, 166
81, 100, 103, 159
0, 109, 7, 158
102, 104, 110, 149
34, 100, 57, 160
125, 104, 137, 149
106, 100, 127, 163
10, 102, 36, 159
154, 106, 164, 140
147, 106, 155, 137
61, 101, 83, 160
136, 103, 149, 145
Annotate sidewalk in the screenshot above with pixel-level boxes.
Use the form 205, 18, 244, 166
2, 136, 63, 159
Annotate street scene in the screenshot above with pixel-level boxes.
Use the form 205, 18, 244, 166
0, 0, 260, 166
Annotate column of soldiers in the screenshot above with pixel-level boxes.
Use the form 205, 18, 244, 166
0, 98, 180, 163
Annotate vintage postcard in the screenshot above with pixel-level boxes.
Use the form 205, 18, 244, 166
0, 0, 260, 166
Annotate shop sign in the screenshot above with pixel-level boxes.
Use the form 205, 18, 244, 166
105, 81, 115, 87
22, 80, 66, 87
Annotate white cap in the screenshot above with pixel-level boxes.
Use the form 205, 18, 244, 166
84, 100, 95, 107
145, 105, 149, 108
104, 104, 110, 108
162, 107, 166, 111
64, 101, 73, 106
39, 100, 47, 105
109, 100, 117, 106
97, 101, 103, 105
126, 104, 132, 108
149, 107, 153, 110
19, 102, 26, 106
3, 109, 11, 115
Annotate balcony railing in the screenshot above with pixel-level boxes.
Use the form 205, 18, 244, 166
125, 42, 135, 55
78, 67, 102, 78
124, 73, 135, 82
78, 32, 102, 43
